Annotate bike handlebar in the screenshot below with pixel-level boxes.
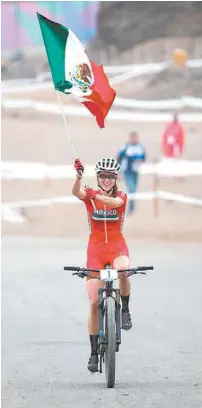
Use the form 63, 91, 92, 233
64, 266, 89, 271
117, 266, 154, 272
64, 266, 100, 273
64, 265, 153, 278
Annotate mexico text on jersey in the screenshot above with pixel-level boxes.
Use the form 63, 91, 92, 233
81, 190, 127, 242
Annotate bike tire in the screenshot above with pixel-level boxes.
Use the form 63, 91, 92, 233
105, 297, 116, 388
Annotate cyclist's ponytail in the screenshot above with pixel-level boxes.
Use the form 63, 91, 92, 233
112, 184, 118, 197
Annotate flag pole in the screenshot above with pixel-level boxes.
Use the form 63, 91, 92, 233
56, 90, 77, 158
56, 90, 96, 210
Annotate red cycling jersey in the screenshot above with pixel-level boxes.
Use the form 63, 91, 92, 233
81, 190, 127, 243
81, 190, 129, 274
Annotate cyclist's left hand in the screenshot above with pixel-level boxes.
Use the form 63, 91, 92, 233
85, 187, 97, 200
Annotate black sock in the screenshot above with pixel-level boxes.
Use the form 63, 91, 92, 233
121, 295, 130, 312
89, 334, 98, 356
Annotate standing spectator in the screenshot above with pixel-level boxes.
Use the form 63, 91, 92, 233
161, 113, 185, 158
117, 131, 146, 215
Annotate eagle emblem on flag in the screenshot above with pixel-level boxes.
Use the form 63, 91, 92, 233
69, 63, 93, 93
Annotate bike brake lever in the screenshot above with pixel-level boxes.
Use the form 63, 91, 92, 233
127, 271, 147, 277
127, 271, 133, 277
72, 272, 86, 278
78, 272, 86, 278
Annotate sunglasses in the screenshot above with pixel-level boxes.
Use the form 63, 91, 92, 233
98, 174, 116, 180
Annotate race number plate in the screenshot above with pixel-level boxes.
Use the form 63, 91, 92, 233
100, 268, 118, 281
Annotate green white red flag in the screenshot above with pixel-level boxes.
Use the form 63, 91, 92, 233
37, 13, 116, 128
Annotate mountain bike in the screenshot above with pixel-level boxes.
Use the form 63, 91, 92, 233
64, 264, 153, 388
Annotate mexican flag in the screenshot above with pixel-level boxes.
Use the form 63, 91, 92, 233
37, 13, 116, 128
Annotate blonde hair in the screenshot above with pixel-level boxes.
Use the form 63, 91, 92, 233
112, 184, 118, 197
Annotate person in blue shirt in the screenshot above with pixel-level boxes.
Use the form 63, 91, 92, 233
117, 131, 146, 215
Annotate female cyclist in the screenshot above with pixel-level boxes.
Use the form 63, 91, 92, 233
72, 157, 132, 373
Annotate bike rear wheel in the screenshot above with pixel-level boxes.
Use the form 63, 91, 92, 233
104, 296, 116, 388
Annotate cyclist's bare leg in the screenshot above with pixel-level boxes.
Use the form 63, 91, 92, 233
86, 278, 104, 371
86, 279, 104, 334
113, 255, 132, 330
113, 255, 131, 296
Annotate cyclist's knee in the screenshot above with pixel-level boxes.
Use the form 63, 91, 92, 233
113, 255, 130, 281
113, 255, 130, 271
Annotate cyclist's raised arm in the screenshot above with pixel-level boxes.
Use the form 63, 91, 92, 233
72, 176, 86, 200
72, 159, 86, 200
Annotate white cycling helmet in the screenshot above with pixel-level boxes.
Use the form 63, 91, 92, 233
95, 158, 120, 175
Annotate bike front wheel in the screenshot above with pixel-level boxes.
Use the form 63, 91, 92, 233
104, 296, 116, 388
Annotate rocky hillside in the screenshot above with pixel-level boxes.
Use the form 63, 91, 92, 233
88, 1, 202, 63
2, 2, 202, 100
86, 1, 202, 100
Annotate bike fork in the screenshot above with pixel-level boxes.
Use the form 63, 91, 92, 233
98, 288, 105, 373
115, 289, 121, 351
98, 288, 105, 343
98, 288, 121, 347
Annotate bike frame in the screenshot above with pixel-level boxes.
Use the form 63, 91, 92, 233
63, 264, 154, 381
98, 270, 121, 347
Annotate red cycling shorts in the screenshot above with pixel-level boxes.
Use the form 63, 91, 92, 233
86, 239, 129, 279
